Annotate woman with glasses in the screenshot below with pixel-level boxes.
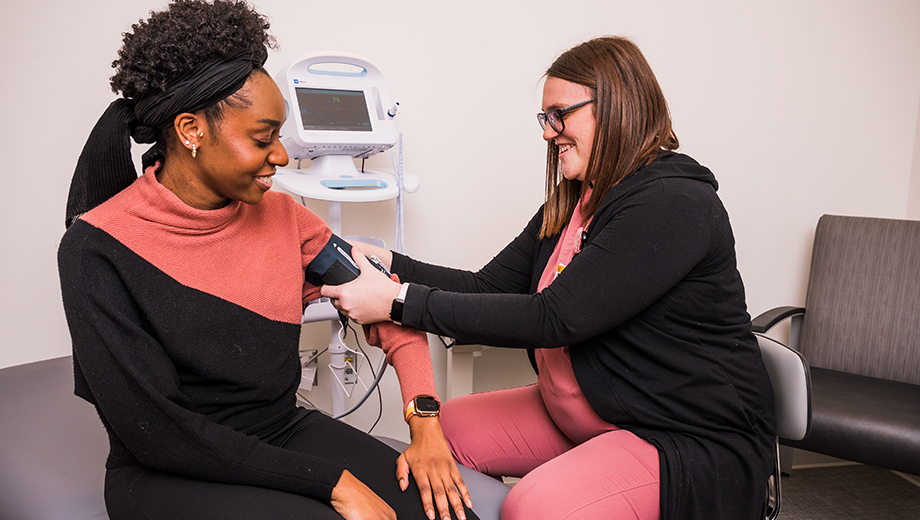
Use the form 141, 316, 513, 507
324, 36, 775, 520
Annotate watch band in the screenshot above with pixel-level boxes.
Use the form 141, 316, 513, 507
390, 282, 410, 325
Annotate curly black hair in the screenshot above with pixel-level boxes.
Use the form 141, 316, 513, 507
110, 0, 276, 100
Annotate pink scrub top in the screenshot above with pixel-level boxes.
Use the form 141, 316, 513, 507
535, 189, 620, 444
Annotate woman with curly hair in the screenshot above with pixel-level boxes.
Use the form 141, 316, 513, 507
58, 2, 475, 519
324, 36, 775, 520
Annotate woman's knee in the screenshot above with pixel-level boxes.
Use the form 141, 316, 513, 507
499, 430, 660, 520
501, 475, 659, 520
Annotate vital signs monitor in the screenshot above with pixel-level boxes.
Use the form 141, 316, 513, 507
276, 54, 397, 168
273, 52, 417, 201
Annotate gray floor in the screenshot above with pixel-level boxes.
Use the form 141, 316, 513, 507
781, 464, 920, 520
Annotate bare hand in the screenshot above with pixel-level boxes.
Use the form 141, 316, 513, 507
331, 469, 396, 520
321, 246, 402, 324
399, 416, 473, 520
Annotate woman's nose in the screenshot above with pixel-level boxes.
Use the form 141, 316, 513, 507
270, 140, 289, 167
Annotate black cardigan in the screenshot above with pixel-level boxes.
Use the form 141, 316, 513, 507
392, 151, 775, 519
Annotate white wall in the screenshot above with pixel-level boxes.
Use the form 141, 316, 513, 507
909, 92, 920, 220
2, 0, 919, 439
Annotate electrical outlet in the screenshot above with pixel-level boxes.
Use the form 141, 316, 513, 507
299, 349, 318, 390
344, 351, 357, 385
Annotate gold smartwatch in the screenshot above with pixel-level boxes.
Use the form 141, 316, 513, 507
405, 395, 440, 422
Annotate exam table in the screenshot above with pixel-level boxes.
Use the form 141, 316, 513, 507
0, 355, 509, 520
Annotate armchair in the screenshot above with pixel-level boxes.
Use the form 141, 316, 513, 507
752, 214, 920, 476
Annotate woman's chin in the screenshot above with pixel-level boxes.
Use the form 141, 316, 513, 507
562, 170, 586, 182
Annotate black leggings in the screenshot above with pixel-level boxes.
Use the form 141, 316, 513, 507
104, 409, 477, 520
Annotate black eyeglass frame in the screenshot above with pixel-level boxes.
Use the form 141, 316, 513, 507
537, 99, 595, 133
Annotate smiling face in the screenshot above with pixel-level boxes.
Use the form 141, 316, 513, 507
162, 71, 289, 210
541, 77, 596, 182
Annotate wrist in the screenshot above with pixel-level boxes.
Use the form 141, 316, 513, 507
407, 413, 444, 440
381, 249, 394, 270
390, 282, 410, 325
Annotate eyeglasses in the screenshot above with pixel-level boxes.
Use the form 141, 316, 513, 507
537, 99, 594, 133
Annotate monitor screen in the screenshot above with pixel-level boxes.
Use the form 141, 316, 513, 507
296, 87, 372, 132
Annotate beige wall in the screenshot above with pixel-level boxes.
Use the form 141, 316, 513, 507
909, 92, 920, 220
3, 0, 920, 439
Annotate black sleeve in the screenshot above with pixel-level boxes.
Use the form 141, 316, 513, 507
58, 225, 344, 503
391, 207, 546, 295
398, 181, 713, 348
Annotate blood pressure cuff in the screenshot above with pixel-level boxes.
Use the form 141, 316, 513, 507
305, 235, 439, 411
305, 234, 388, 286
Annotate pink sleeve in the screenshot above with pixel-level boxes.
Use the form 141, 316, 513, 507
363, 321, 439, 417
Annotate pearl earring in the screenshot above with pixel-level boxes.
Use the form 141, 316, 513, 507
192, 144, 197, 158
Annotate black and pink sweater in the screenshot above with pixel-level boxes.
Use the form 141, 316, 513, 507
58, 170, 435, 503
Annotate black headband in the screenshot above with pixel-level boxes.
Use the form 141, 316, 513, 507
65, 53, 265, 228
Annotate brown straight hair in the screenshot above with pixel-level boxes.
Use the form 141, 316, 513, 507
540, 37, 679, 238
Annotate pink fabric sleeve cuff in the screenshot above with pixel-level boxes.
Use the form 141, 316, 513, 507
363, 322, 439, 415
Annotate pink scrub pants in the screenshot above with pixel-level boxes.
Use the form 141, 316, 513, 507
441, 384, 660, 520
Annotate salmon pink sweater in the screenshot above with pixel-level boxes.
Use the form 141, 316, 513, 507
58, 170, 435, 502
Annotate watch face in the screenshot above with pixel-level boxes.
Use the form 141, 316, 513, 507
416, 396, 440, 414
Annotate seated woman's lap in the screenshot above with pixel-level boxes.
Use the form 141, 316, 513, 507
105, 464, 344, 520
104, 409, 472, 520
441, 386, 660, 520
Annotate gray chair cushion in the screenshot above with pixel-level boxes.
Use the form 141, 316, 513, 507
801, 215, 920, 384
0, 356, 109, 520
